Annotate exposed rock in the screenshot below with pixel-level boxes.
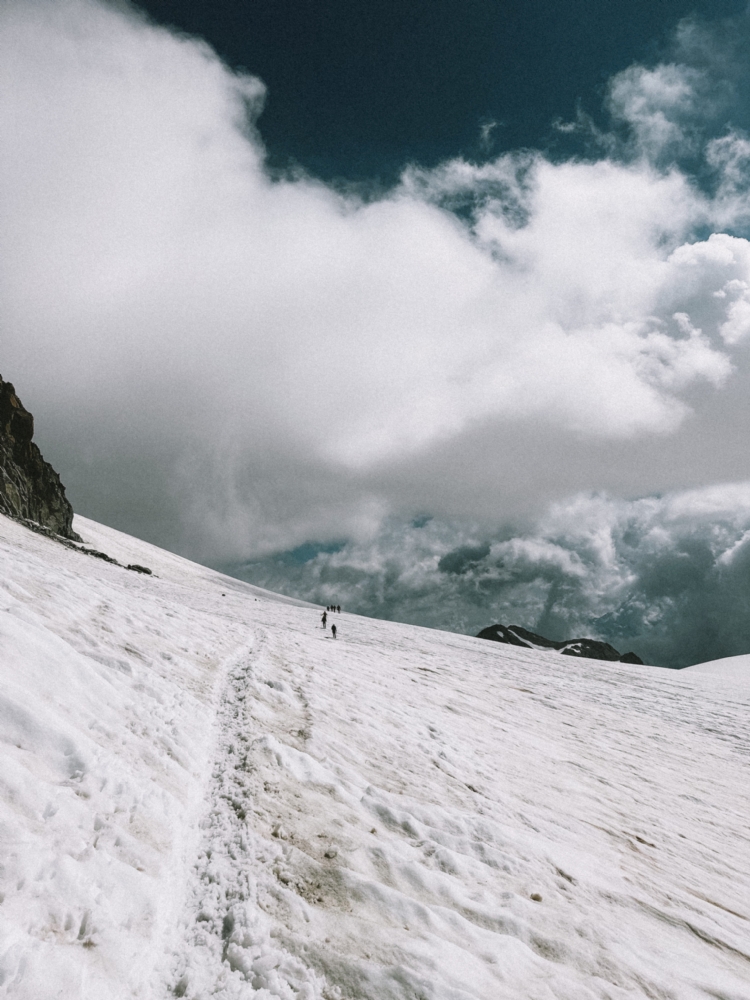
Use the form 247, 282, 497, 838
0, 374, 80, 540
618, 651, 644, 665
476, 623, 643, 665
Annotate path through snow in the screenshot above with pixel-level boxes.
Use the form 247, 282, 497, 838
0, 513, 748, 999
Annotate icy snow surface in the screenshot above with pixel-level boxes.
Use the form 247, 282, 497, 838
0, 513, 748, 999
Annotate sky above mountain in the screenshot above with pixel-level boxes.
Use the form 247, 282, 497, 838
135, 0, 743, 182
4, 0, 750, 664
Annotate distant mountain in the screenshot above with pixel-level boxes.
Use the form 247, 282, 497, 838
476, 623, 643, 664
0, 374, 79, 540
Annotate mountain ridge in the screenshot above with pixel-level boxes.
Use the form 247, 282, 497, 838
476, 622, 644, 664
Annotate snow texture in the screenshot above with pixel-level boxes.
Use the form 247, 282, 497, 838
684, 653, 750, 685
0, 512, 748, 999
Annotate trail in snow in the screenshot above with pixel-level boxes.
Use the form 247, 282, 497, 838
0, 513, 749, 999
166, 611, 750, 999
164, 631, 325, 999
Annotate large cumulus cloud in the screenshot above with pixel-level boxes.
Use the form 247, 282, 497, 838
3, 0, 750, 618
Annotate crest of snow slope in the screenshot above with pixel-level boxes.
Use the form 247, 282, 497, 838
0, 513, 748, 999
684, 653, 750, 685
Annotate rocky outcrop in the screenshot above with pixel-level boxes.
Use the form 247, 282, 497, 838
476, 623, 643, 665
0, 375, 80, 540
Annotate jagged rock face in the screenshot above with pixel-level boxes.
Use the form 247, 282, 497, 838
0, 375, 79, 540
476, 623, 644, 665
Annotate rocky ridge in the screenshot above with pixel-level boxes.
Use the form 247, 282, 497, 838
477, 623, 643, 664
0, 374, 80, 540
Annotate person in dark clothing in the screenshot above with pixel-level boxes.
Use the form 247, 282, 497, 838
321, 611, 327, 627
337, 605, 341, 614
331, 623, 337, 639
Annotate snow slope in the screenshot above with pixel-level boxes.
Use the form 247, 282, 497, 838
0, 513, 748, 999
683, 653, 750, 685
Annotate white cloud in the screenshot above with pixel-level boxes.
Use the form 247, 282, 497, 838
2, 0, 750, 560
607, 63, 707, 159
707, 132, 750, 192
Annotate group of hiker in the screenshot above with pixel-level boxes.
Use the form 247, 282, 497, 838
320, 604, 341, 638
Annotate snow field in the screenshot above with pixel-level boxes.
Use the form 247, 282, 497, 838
0, 513, 749, 998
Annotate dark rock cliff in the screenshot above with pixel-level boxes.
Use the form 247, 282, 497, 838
0, 375, 80, 540
476, 623, 643, 665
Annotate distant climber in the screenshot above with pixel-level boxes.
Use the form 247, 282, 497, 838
331, 624, 337, 639
337, 605, 341, 614
321, 611, 327, 628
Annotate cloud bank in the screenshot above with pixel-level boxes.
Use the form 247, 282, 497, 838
3, 0, 750, 662
238, 482, 750, 669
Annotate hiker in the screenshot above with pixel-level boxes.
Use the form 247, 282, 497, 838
337, 605, 341, 614
331, 623, 337, 639
321, 611, 327, 628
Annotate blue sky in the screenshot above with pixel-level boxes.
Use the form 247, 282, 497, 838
137, 0, 743, 180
